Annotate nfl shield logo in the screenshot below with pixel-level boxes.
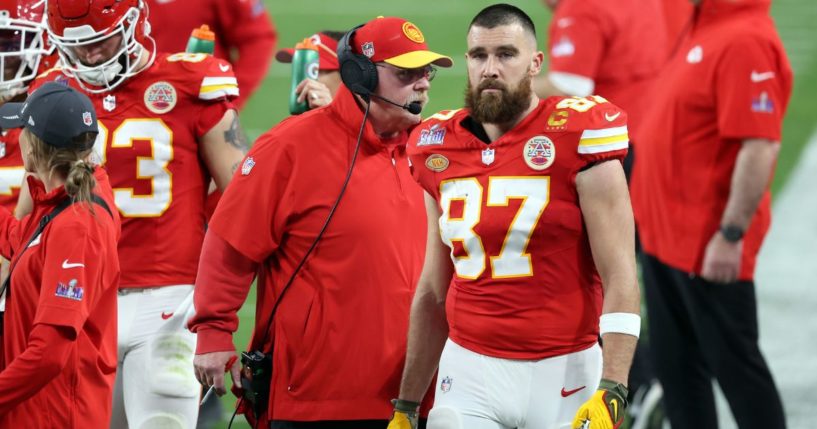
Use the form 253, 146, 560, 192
0, 142, 5, 158
82, 112, 93, 126
482, 148, 495, 165
440, 376, 452, 393
241, 156, 256, 176
362, 42, 375, 58
103, 94, 116, 112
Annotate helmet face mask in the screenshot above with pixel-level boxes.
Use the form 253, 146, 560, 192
46, 0, 155, 93
0, 1, 48, 100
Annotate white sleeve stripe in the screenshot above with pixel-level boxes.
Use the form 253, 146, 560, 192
548, 71, 595, 97
580, 126, 628, 140
198, 88, 240, 100
202, 76, 238, 86
577, 140, 629, 154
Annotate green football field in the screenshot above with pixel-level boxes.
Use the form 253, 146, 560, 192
219, 0, 817, 427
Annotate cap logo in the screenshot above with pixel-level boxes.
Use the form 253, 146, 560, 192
523, 136, 556, 171
362, 42, 375, 58
144, 81, 178, 114
82, 111, 93, 126
402, 22, 425, 44
28, 116, 35, 126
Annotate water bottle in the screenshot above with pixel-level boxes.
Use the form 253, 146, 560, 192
288, 38, 320, 115
186, 24, 215, 54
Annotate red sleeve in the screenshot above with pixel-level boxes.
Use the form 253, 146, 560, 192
215, 0, 277, 109
189, 230, 257, 354
209, 134, 294, 262
0, 324, 73, 415
34, 220, 106, 335
190, 55, 239, 137
547, 3, 607, 79
0, 207, 20, 260
194, 99, 232, 139
563, 97, 629, 165
716, 36, 791, 142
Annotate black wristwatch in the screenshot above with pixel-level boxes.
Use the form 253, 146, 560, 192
720, 224, 745, 242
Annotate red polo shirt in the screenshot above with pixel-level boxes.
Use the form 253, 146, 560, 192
0, 168, 121, 427
547, 0, 667, 143
631, 0, 792, 280
191, 85, 428, 421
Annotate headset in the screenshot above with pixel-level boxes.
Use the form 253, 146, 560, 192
337, 24, 422, 114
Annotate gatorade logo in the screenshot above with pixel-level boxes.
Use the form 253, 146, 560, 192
402, 22, 425, 43
307, 62, 319, 79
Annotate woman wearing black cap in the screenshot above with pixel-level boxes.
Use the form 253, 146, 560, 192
0, 82, 121, 428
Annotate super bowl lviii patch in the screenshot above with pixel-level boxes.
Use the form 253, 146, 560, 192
55, 279, 84, 301
144, 81, 178, 114
523, 136, 556, 171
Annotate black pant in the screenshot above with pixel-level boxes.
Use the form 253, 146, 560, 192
641, 253, 785, 429
272, 419, 427, 429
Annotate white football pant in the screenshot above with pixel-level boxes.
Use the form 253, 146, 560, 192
429, 339, 602, 429
110, 285, 199, 429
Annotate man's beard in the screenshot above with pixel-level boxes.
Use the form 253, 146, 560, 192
465, 74, 533, 125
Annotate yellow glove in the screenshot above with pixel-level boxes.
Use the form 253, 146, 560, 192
386, 399, 419, 429
571, 379, 629, 429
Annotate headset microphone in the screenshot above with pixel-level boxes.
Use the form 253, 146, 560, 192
369, 93, 423, 114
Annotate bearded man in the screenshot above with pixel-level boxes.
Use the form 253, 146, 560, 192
386, 4, 641, 429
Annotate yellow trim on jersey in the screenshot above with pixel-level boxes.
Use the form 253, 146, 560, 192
199, 85, 239, 100
35, 65, 64, 79
578, 126, 629, 154
579, 133, 629, 147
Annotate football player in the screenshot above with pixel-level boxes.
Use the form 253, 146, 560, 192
388, 5, 640, 429
40, 0, 246, 427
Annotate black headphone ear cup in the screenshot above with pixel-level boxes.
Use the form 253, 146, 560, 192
337, 25, 378, 97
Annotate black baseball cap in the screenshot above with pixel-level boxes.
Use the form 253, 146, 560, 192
0, 82, 98, 149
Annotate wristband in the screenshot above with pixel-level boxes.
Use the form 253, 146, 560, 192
391, 398, 420, 413
599, 312, 640, 338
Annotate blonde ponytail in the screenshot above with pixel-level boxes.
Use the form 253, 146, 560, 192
65, 159, 96, 204
24, 128, 98, 206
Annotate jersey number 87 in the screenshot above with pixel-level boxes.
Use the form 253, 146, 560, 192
439, 176, 550, 279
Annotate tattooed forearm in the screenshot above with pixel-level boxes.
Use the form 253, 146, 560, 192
224, 113, 248, 151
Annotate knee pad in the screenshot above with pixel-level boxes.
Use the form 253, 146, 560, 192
428, 406, 464, 429
137, 412, 187, 429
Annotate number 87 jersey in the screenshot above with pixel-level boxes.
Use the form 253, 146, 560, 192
407, 96, 629, 360
34, 52, 238, 288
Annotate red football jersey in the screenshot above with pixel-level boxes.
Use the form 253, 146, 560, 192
547, 0, 667, 143
0, 129, 25, 212
34, 53, 238, 288
409, 96, 628, 360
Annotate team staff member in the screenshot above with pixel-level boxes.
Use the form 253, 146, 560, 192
534, 0, 667, 175
630, 0, 791, 428
147, 0, 277, 109
190, 16, 451, 428
389, 5, 640, 429
0, 82, 120, 427
275, 31, 344, 109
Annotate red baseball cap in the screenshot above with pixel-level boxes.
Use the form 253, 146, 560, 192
353, 16, 453, 68
276, 32, 340, 71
